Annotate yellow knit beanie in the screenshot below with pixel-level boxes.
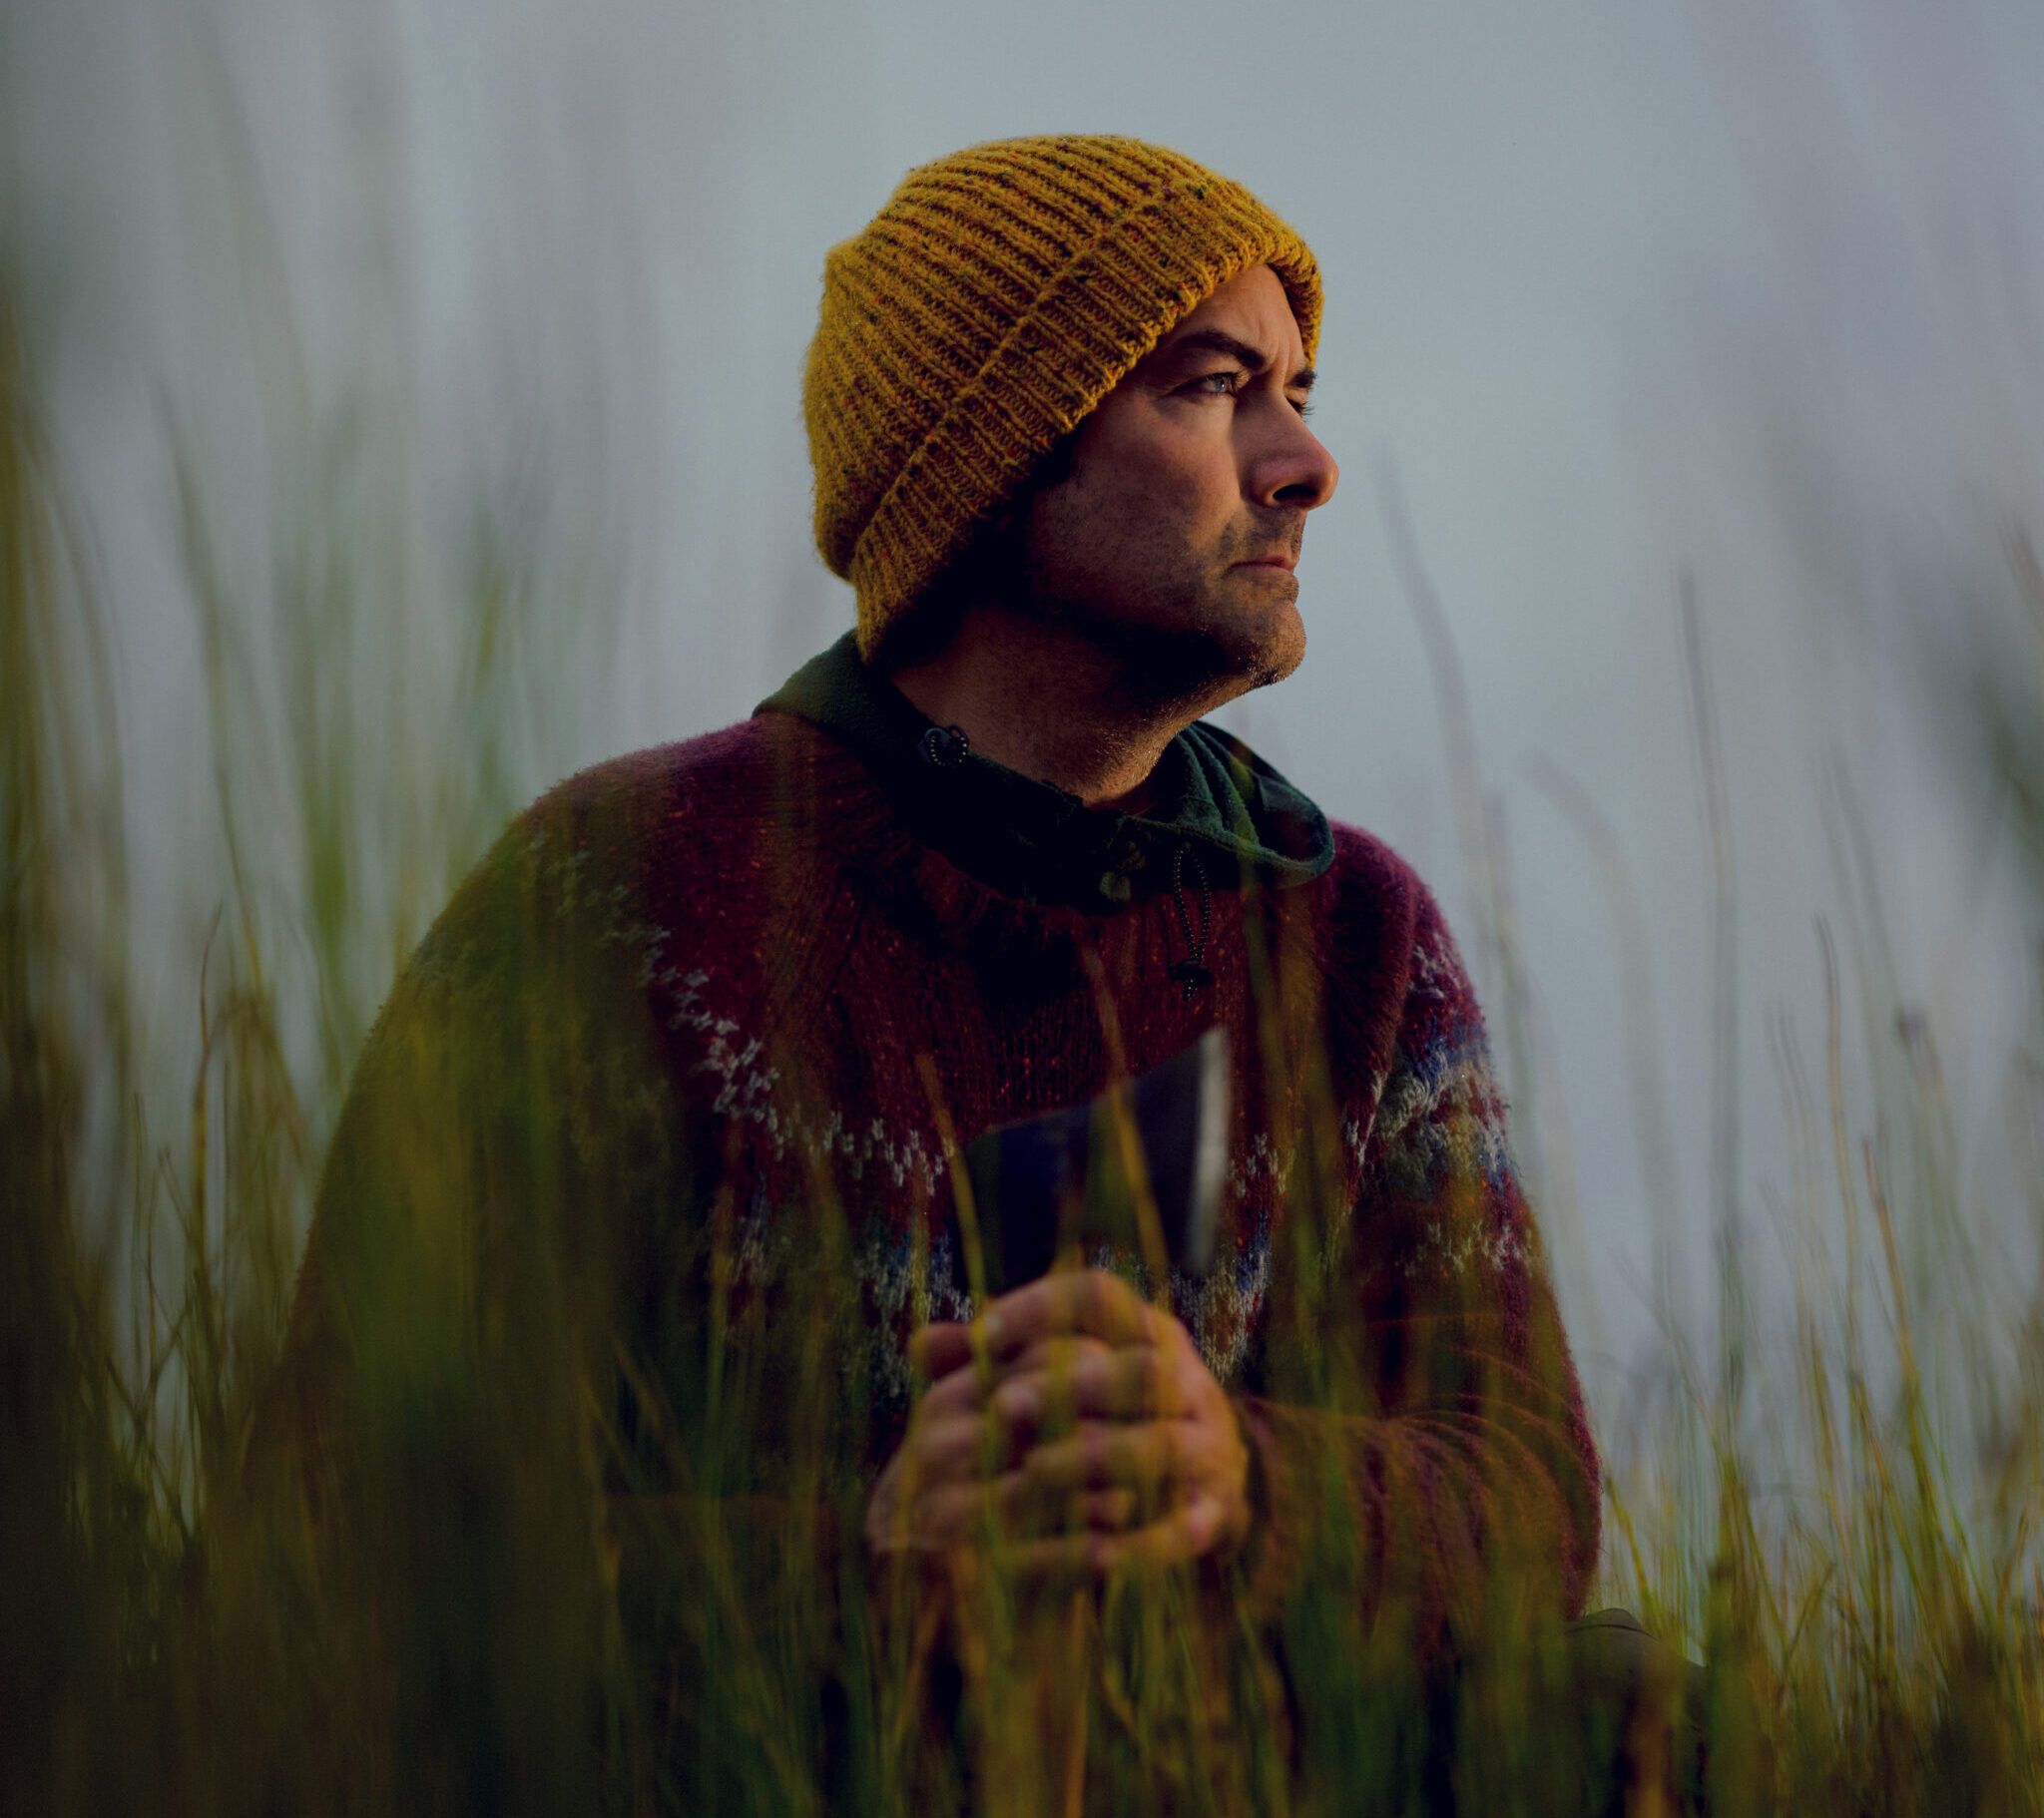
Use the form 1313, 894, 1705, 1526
803, 135, 1321, 660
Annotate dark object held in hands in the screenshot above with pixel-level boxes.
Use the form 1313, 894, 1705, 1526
954, 1028, 1231, 1295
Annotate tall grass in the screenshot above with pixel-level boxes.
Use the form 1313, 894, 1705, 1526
6, 225, 2044, 1811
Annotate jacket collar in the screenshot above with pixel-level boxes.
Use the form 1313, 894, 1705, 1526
757, 632, 1333, 910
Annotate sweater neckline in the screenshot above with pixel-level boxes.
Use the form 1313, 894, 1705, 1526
756, 632, 1333, 911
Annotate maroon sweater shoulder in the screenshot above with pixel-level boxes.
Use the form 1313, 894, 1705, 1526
540, 714, 818, 841
532, 713, 879, 991
541, 713, 913, 898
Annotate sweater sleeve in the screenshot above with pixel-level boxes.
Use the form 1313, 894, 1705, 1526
256, 788, 872, 1803
1233, 885, 1601, 1653
263, 790, 690, 1492
252, 791, 723, 1800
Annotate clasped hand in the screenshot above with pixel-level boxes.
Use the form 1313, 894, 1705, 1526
864, 1267, 1251, 1577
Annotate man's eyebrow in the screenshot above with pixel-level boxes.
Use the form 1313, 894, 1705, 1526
1155, 328, 1317, 390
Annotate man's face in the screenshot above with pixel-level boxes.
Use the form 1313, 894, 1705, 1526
1017, 263, 1338, 701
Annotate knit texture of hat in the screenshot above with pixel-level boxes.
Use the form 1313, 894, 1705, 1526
803, 135, 1322, 660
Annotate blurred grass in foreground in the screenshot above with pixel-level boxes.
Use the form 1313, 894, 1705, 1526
5, 238, 2044, 1812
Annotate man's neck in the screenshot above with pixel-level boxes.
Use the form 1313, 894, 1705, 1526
888, 606, 1231, 811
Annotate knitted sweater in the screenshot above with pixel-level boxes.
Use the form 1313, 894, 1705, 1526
278, 645, 1600, 1794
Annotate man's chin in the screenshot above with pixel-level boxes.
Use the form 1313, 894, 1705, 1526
1212, 593, 1305, 689
1116, 603, 1303, 712
1044, 581, 1305, 707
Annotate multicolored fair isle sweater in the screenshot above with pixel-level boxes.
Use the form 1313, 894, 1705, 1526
283, 634, 1600, 1674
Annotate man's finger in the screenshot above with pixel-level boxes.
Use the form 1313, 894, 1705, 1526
1087, 1498, 1221, 1572
908, 1334, 1124, 1426
914, 1269, 1167, 1375
980, 1497, 1213, 1579
909, 1320, 980, 1381
1021, 1418, 1194, 1496
979, 1268, 1162, 1358
1078, 1488, 1139, 1531
903, 1411, 1009, 1481
1004, 1334, 1122, 1375
915, 1353, 999, 1418
910, 1475, 1031, 1547
990, 1345, 1168, 1430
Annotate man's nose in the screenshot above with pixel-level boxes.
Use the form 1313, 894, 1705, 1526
1250, 409, 1339, 513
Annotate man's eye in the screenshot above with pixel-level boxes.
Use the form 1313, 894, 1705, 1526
1186, 371, 1241, 396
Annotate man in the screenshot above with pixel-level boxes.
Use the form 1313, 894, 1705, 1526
277, 136, 1608, 1811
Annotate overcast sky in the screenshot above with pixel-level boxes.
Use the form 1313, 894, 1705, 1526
10, 0, 2044, 1420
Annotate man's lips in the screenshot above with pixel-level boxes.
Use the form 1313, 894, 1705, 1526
1233, 553, 1297, 572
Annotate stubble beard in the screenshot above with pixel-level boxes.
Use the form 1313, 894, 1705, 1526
1020, 527, 1307, 719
